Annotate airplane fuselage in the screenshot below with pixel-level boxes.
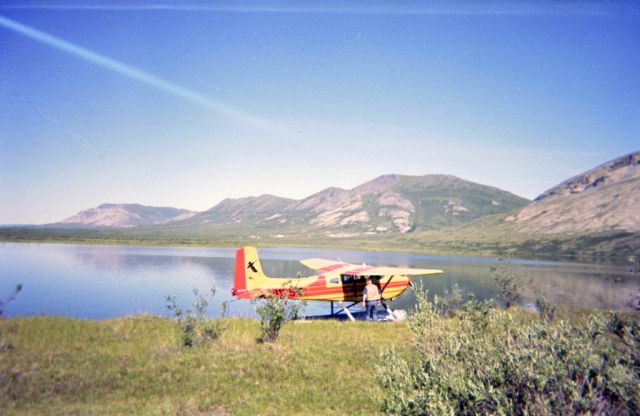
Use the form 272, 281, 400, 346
231, 272, 411, 302
231, 246, 440, 304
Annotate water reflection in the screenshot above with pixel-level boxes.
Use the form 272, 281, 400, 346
1, 243, 638, 319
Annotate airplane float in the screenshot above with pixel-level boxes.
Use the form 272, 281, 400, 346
231, 246, 443, 321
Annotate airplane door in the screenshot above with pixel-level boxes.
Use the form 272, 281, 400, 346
340, 275, 358, 301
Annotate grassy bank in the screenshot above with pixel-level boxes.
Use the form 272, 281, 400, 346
0, 316, 412, 415
2, 305, 639, 415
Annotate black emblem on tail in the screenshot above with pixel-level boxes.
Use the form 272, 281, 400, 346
247, 261, 258, 273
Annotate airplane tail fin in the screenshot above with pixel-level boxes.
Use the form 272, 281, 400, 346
232, 246, 269, 298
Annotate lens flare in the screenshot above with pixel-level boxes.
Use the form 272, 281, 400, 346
0, 15, 272, 130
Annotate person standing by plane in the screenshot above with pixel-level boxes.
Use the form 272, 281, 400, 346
362, 276, 381, 321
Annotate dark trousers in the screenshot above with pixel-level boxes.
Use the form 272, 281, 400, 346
366, 301, 378, 321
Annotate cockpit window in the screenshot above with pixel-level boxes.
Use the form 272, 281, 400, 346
341, 274, 366, 283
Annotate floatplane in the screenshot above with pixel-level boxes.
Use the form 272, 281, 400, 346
231, 246, 443, 321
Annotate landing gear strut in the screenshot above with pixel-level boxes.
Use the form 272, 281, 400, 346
330, 300, 358, 321
328, 300, 397, 321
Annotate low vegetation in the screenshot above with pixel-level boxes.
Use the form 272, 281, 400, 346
254, 287, 305, 343
0, 284, 22, 318
1, 282, 638, 415
376, 290, 640, 415
0, 316, 412, 415
165, 287, 222, 347
492, 261, 522, 308
0, 284, 22, 353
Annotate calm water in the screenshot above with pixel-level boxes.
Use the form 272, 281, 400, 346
1, 243, 638, 319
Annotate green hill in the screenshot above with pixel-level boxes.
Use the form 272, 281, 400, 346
175, 174, 529, 237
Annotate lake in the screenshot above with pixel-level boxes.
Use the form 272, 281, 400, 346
1, 243, 638, 319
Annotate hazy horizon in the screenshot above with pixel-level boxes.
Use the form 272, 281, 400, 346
2, 1, 639, 224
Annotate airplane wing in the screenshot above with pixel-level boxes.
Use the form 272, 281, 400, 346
301, 258, 442, 276
355, 266, 443, 276
300, 258, 350, 271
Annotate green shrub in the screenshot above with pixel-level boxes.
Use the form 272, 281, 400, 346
377, 290, 640, 415
254, 284, 305, 343
535, 295, 556, 323
0, 283, 21, 352
0, 284, 21, 318
165, 287, 222, 347
434, 283, 465, 317
493, 262, 522, 308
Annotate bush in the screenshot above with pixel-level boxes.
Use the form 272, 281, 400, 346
254, 284, 305, 343
0, 284, 22, 318
165, 287, 222, 347
376, 290, 640, 415
535, 295, 556, 323
0, 284, 21, 352
432, 283, 465, 318
493, 262, 522, 308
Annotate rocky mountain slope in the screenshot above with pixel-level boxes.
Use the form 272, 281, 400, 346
60, 203, 195, 228
504, 151, 640, 234
535, 151, 640, 202
188, 195, 295, 225
184, 174, 529, 236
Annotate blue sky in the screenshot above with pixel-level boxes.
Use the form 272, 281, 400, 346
1, 1, 639, 224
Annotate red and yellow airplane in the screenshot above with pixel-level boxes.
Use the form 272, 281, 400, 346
231, 246, 443, 317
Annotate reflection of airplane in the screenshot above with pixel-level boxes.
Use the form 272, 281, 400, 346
231, 246, 443, 320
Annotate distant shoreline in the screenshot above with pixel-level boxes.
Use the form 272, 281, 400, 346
0, 233, 635, 266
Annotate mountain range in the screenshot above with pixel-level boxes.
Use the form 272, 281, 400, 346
4, 150, 639, 260
59, 174, 529, 235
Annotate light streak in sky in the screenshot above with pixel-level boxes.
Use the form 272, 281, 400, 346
0, 15, 275, 131
0, 1, 621, 17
